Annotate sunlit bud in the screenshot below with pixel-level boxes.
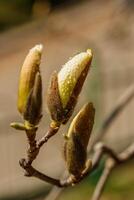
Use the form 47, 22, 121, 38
58, 49, 92, 108
18, 44, 43, 115
63, 102, 95, 177
24, 72, 42, 125
47, 49, 93, 124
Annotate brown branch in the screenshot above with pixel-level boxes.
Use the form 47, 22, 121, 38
37, 124, 60, 148
91, 158, 114, 200
21, 143, 117, 191
44, 85, 134, 200
25, 128, 38, 165
22, 124, 60, 165
91, 143, 134, 200
19, 158, 62, 187
19, 123, 61, 186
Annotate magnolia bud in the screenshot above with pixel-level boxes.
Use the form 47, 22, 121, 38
64, 102, 95, 177
58, 49, 92, 108
47, 49, 93, 124
24, 72, 42, 125
18, 44, 43, 115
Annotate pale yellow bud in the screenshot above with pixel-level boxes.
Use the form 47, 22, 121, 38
64, 102, 95, 177
67, 102, 95, 148
18, 44, 43, 114
58, 49, 92, 108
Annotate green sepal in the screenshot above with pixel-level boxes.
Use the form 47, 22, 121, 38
10, 122, 26, 131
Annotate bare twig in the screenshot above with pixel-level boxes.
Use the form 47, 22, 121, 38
91, 142, 120, 170
25, 129, 38, 165
22, 124, 60, 166
91, 158, 114, 200
19, 124, 60, 186
19, 158, 62, 187
91, 143, 134, 200
37, 124, 60, 148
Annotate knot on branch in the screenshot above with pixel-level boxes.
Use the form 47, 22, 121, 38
19, 158, 36, 177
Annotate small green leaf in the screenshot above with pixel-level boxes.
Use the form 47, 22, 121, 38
10, 122, 26, 131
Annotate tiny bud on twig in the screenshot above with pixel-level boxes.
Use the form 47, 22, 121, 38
24, 72, 42, 125
10, 122, 26, 131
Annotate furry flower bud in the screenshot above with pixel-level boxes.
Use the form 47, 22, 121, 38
58, 49, 92, 108
24, 72, 42, 125
18, 44, 43, 115
47, 49, 93, 124
64, 102, 95, 177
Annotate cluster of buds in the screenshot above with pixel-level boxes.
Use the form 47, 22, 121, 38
11, 44, 95, 184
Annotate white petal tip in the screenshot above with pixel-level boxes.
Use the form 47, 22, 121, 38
87, 49, 92, 56
30, 44, 43, 53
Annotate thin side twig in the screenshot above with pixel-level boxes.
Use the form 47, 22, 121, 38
91, 158, 114, 200
37, 124, 60, 148
91, 143, 134, 200
19, 124, 61, 186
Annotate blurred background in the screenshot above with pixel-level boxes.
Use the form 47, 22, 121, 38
0, 0, 134, 199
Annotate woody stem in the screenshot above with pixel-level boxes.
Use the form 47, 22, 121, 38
19, 123, 62, 186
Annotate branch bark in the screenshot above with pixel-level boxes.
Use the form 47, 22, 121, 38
91, 143, 134, 200
91, 159, 114, 200
19, 124, 60, 186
